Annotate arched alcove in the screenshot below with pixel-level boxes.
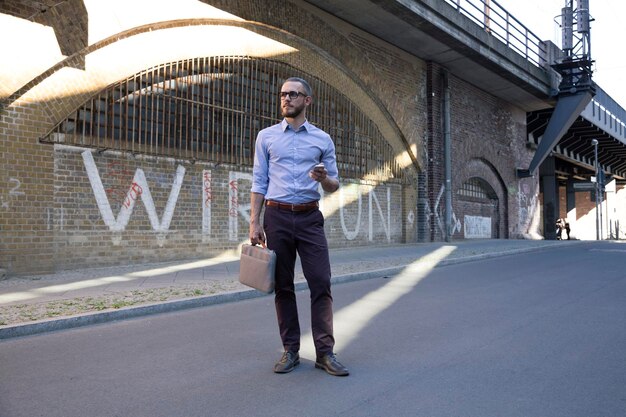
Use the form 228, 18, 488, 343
456, 158, 508, 238
41, 56, 404, 182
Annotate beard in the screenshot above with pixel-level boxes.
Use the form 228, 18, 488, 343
281, 102, 305, 118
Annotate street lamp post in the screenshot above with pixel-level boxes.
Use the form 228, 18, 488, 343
591, 139, 599, 240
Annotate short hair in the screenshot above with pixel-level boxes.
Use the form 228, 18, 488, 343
285, 77, 313, 97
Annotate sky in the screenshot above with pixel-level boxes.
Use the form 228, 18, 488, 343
496, 0, 626, 108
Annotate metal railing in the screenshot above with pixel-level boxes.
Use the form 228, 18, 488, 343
41, 56, 403, 181
444, 0, 548, 68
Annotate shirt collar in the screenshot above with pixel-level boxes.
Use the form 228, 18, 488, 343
281, 119, 310, 132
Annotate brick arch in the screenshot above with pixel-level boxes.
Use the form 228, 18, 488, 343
41, 56, 406, 182
456, 157, 509, 238
8, 18, 418, 177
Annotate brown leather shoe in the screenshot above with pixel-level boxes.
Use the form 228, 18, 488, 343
273, 351, 300, 373
315, 353, 349, 376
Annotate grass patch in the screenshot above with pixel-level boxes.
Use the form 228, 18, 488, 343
89, 300, 108, 311
112, 300, 136, 309
0, 280, 242, 326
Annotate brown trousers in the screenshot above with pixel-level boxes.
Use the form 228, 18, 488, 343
263, 205, 334, 356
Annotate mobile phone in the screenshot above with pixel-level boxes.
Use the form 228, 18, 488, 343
314, 163, 325, 170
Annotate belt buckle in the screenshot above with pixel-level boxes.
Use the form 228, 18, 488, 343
290, 203, 296, 211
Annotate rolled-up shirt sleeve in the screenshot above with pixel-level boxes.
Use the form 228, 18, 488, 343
251, 131, 269, 195
322, 137, 339, 182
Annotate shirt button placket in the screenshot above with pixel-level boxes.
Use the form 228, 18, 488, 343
292, 131, 298, 200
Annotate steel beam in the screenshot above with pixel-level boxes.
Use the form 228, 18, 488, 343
525, 91, 593, 175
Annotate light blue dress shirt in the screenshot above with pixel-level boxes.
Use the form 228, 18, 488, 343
252, 119, 339, 204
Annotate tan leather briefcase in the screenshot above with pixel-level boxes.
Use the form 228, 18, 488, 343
239, 244, 276, 294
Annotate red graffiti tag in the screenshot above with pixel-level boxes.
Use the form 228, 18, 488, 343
123, 181, 143, 209
228, 179, 238, 218
203, 171, 212, 208
105, 161, 135, 203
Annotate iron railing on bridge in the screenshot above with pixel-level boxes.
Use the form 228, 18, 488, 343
445, 0, 548, 68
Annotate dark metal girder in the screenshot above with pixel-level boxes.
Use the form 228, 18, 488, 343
613, 160, 626, 172
527, 109, 552, 134
524, 91, 594, 175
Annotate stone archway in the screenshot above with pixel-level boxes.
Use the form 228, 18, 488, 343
456, 158, 508, 238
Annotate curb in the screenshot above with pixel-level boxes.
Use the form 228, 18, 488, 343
0, 288, 263, 340
0, 242, 576, 340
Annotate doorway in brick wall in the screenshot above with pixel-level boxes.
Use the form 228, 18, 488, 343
457, 177, 500, 238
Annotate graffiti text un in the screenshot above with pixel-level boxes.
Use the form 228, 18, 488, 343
339, 184, 392, 242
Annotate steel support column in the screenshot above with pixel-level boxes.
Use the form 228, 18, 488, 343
540, 156, 559, 239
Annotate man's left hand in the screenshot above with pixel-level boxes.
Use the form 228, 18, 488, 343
309, 165, 327, 182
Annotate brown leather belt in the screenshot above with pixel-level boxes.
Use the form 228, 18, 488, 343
266, 200, 319, 212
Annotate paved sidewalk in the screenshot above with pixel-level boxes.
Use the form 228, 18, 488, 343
0, 239, 578, 338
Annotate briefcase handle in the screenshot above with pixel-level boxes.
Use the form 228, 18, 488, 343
251, 241, 268, 250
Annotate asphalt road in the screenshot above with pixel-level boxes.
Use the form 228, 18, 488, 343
1, 241, 625, 417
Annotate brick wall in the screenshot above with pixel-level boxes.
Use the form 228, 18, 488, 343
1, 0, 541, 274
49, 146, 405, 270
449, 76, 536, 239
424, 62, 537, 240
1, 102, 57, 274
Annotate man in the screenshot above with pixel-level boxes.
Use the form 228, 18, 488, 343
556, 218, 563, 240
249, 77, 349, 377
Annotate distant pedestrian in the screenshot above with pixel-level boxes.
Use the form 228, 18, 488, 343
555, 218, 563, 240
249, 77, 349, 376
564, 219, 571, 240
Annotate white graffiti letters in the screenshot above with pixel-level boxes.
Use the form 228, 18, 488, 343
464, 215, 491, 238
433, 184, 461, 237
339, 184, 392, 242
82, 151, 394, 244
369, 186, 391, 241
339, 184, 362, 240
82, 150, 185, 236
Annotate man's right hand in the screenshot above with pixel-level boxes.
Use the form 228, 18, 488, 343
249, 192, 266, 246
249, 222, 266, 246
